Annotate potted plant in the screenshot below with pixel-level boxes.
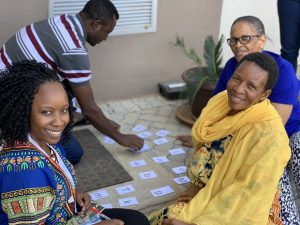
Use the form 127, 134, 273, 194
174, 34, 224, 123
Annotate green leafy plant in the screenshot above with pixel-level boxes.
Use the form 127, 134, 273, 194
174, 35, 225, 104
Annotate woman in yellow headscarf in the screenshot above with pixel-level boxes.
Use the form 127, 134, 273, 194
149, 52, 291, 225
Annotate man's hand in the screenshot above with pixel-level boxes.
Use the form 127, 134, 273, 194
76, 191, 91, 215
163, 219, 196, 225
71, 83, 143, 151
115, 133, 144, 151
95, 219, 124, 225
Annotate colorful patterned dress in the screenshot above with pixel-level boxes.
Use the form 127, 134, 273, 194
0, 142, 77, 224
149, 135, 282, 225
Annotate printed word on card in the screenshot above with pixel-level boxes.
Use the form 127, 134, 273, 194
137, 131, 153, 139
153, 138, 169, 145
139, 170, 157, 180
152, 156, 169, 163
116, 185, 135, 195
173, 176, 191, 184
132, 125, 146, 132
90, 190, 109, 201
129, 159, 147, 168
169, 148, 185, 155
150, 186, 175, 197
172, 166, 187, 174
118, 197, 139, 207
155, 130, 170, 137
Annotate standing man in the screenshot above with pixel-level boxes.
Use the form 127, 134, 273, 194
278, 0, 300, 72
0, 0, 144, 164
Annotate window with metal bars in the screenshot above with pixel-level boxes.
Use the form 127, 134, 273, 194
48, 0, 158, 35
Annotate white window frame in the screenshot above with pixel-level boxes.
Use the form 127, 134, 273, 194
48, 0, 158, 36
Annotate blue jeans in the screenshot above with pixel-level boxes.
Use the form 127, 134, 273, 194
62, 134, 84, 165
278, 0, 300, 72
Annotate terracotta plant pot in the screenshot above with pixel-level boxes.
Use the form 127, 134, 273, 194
181, 67, 216, 120
191, 85, 214, 119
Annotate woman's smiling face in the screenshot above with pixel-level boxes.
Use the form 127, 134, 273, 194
229, 21, 266, 62
227, 60, 271, 114
29, 81, 69, 150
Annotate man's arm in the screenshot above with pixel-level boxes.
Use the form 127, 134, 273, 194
271, 102, 293, 125
71, 82, 144, 150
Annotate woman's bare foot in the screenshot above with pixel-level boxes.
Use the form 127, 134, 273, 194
176, 135, 193, 147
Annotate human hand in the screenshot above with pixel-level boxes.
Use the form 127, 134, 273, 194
109, 119, 120, 130
163, 218, 195, 225
176, 135, 193, 147
94, 219, 124, 225
76, 191, 91, 215
116, 133, 144, 151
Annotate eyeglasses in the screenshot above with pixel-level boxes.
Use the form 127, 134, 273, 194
226, 35, 261, 46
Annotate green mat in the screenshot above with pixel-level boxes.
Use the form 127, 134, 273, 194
73, 129, 133, 192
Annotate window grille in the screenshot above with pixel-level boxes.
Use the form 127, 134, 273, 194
48, 0, 158, 35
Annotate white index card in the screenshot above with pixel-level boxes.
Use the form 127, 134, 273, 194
116, 185, 135, 195
101, 203, 113, 209
139, 170, 157, 180
153, 138, 169, 145
132, 125, 146, 132
172, 166, 187, 174
90, 190, 109, 201
104, 136, 116, 144
155, 130, 170, 137
118, 197, 139, 207
129, 159, 147, 168
150, 186, 175, 197
137, 131, 153, 139
152, 156, 169, 163
139, 143, 150, 152
128, 143, 150, 153
173, 176, 191, 184
169, 148, 185, 155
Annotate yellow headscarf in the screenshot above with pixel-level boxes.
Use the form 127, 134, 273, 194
169, 91, 291, 225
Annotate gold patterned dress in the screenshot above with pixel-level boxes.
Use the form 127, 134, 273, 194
148, 136, 232, 225
149, 134, 282, 225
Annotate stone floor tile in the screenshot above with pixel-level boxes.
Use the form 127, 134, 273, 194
84, 93, 300, 217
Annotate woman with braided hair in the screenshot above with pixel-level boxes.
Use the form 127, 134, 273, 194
0, 60, 149, 225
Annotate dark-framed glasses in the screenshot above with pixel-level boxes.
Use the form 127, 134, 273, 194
227, 35, 261, 46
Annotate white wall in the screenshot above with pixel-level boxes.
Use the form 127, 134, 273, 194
219, 0, 281, 64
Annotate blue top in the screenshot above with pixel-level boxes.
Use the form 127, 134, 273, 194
0, 142, 77, 224
214, 50, 300, 137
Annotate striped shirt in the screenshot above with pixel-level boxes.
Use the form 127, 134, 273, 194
0, 14, 91, 84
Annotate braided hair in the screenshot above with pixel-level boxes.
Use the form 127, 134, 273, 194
0, 60, 73, 146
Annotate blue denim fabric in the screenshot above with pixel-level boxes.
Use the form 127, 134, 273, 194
278, 0, 300, 72
61, 133, 84, 165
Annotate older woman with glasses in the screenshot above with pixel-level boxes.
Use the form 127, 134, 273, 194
213, 15, 300, 224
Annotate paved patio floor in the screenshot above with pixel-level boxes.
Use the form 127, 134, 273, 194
74, 93, 300, 216
74, 94, 193, 215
